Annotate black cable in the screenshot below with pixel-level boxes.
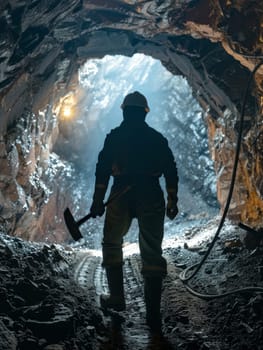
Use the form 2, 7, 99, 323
180, 262, 263, 300
179, 59, 263, 298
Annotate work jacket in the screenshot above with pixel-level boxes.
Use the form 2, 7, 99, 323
95, 118, 178, 197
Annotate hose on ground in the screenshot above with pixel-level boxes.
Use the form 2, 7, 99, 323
178, 59, 263, 299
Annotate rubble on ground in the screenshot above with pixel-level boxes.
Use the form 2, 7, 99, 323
1, 218, 263, 349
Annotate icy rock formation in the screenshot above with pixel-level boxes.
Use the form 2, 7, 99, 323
0, 1, 263, 240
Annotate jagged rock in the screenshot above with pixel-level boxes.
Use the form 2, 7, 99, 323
0, 1, 263, 240
0, 232, 102, 349
26, 304, 74, 342
15, 278, 46, 304
44, 345, 64, 350
248, 295, 263, 319
18, 336, 39, 350
0, 319, 17, 350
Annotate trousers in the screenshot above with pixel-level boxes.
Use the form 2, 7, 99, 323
102, 180, 167, 277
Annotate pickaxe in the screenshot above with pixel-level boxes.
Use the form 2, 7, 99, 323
64, 186, 131, 241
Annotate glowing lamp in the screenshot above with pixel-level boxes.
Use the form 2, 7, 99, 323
62, 105, 73, 119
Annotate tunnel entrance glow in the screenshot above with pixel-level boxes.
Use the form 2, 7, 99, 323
53, 53, 218, 248
77, 53, 198, 139
74, 53, 217, 208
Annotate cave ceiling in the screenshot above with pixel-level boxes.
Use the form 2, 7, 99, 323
1, 0, 263, 129
1, 0, 263, 234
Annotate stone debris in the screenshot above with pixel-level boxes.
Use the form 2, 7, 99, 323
0, 319, 17, 350
0, 232, 102, 350
1, 218, 263, 349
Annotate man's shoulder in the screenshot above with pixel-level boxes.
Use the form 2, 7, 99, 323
106, 123, 167, 142
104, 125, 124, 144
106, 125, 121, 137
145, 124, 167, 142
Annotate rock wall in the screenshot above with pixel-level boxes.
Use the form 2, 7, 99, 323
0, 0, 263, 240
0, 108, 73, 242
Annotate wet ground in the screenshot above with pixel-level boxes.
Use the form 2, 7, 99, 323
1, 216, 263, 350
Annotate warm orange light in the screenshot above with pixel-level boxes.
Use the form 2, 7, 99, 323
58, 93, 76, 120
62, 105, 73, 119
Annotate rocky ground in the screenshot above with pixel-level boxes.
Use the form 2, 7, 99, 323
1, 216, 263, 350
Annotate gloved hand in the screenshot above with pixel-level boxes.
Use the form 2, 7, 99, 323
90, 187, 106, 218
166, 195, 178, 220
90, 200, 105, 218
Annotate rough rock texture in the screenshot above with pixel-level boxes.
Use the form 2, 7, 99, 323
1, 220, 263, 350
0, 108, 75, 242
0, 232, 103, 350
0, 0, 263, 240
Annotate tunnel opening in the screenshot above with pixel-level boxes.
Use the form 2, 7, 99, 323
1, 2, 263, 349
0, 52, 220, 245
51, 53, 219, 248
1, 30, 263, 244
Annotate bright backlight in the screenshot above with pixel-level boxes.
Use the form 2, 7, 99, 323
62, 106, 73, 119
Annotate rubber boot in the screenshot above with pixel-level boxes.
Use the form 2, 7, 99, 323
100, 266, 126, 311
144, 276, 163, 332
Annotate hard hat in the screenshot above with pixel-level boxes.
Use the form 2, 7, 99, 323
121, 91, 150, 112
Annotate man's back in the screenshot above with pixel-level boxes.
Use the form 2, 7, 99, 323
104, 120, 169, 177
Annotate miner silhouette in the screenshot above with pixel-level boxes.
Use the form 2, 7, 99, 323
90, 91, 179, 331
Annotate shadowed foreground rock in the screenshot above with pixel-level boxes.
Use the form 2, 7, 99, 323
1, 218, 263, 350
0, 233, 103, 350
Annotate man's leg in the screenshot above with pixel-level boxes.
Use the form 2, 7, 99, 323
137, 194, 166, 331
144, 275, 163, 331
100, 265, 126, 311
101, 192, 132, 311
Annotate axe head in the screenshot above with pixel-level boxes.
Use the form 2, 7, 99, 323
63, 208, 82, 241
